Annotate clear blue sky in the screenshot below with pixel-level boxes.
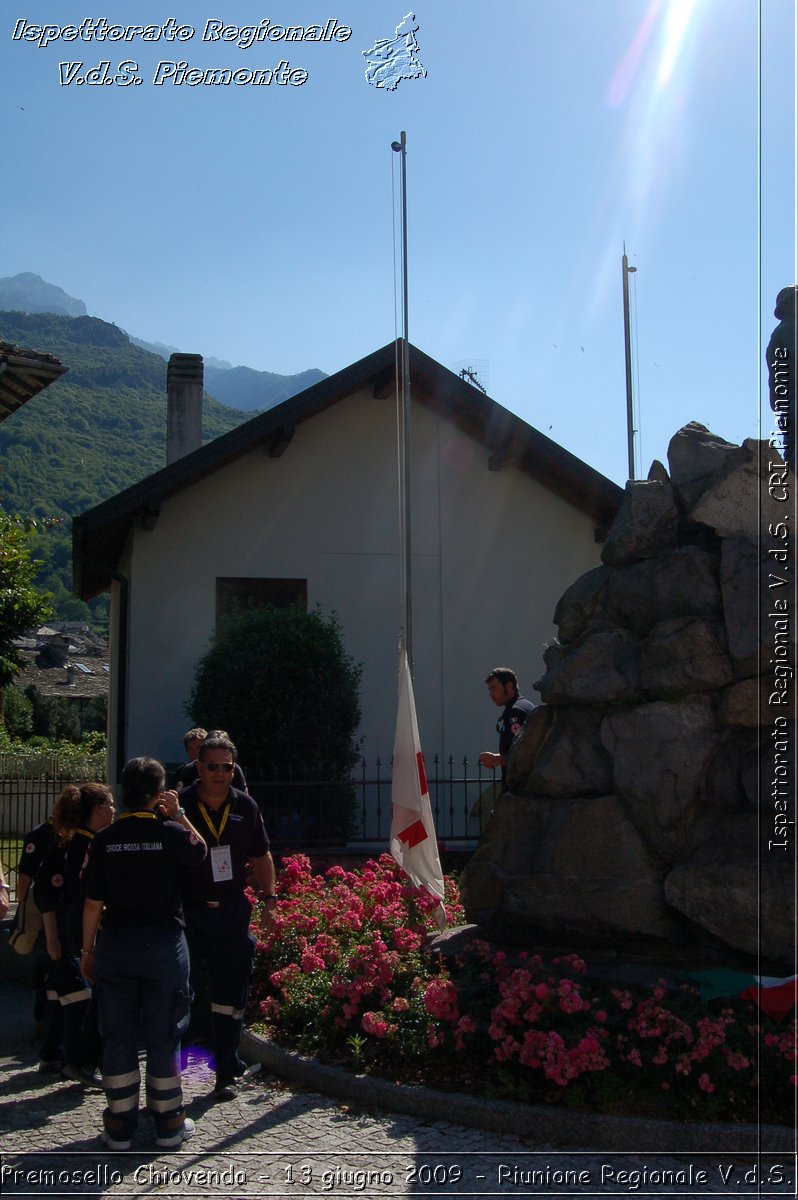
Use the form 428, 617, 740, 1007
3, 0, 795, 485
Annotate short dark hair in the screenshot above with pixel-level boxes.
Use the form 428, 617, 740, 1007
121, 757, 166, 808
485, 667, 519, 690
198, 733, 237, 762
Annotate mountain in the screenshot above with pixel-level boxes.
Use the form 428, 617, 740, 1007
127, 335, 233, 373
204, 364, 326, 411
0, 272, 328, 412
0, 272, 86, 318
0, 311, 252, 626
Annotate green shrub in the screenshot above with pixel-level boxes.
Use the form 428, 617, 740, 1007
189, 605, 362, 842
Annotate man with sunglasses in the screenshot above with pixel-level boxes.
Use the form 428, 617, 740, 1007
179, 733, 276, 1101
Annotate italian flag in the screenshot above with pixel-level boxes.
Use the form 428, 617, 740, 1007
687, 969, 798, 1021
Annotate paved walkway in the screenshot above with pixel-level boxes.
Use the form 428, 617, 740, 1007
0, 977, 792, 1199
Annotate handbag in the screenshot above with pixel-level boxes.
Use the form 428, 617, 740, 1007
9, 887, 43, 955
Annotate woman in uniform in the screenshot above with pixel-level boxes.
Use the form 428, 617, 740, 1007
81, 757, 207, 1150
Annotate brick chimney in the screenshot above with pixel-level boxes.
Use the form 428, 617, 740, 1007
166, 353, 203, 464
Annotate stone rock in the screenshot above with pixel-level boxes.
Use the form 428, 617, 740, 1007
720, 538, 758, 676
503, 705, 555, 790
698, 731, 749, 811
690, 439, 788, 540
719, 677, 784, 728
460, 794, 682, 946
647, 459, 670, 483
740, 746, 760, 808
720, 536, 797, 680
601, 480, 679, 566
459, 795, 550, 922
536, 628, 638, 705
521, 706, 613, 798
664, 814, 795, 963
553, 564, 613, 644
667, 423, 750, 511
600, 697, 721, 864
600, 546, 721, 637
637, 618, 734, 700
541, 639, 569, 671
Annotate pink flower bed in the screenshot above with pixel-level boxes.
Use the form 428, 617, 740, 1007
247, 854, 795, 1123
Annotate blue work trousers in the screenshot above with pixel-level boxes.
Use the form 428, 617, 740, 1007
184, 894, 255, 1081
94, 926, 191, 1141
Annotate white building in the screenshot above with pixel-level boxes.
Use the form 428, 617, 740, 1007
74, 341, 622, 794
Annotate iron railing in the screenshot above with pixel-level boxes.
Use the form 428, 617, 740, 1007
0, 755, 497, 899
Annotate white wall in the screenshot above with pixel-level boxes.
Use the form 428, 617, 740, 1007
116, 388, 602, 774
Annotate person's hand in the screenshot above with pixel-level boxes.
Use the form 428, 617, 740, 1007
260, 895, 277, 931
46, 936, 62, 961
156, 790, 182, 820
80, 949, 96, 984
478, 751, 501, 769
0, 883, 9, 922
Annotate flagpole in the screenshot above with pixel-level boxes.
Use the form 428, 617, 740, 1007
392, 131, 412, 672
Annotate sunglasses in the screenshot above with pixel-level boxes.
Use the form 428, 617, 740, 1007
204, 762, 235, 773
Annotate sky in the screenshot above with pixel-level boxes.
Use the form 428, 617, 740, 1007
3, 0, 796, 486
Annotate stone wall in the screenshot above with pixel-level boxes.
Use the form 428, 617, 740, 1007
460, 424, 795, 967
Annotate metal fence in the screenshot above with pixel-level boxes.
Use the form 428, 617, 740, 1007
248, 755, 499, 853
0, 754, 496, 899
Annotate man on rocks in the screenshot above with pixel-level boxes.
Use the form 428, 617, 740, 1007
478, 667, 535, 789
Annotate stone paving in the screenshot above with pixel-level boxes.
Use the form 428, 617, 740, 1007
0, 977, 792, 1200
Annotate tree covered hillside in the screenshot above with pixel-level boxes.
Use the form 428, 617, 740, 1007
0, 311, 251, 625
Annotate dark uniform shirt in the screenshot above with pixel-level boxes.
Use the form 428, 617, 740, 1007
35, 830, 96, 954
18, 819, 57, 880
496, 694, 535, 785
81, 811, 205, 930
179, 783, 269, 906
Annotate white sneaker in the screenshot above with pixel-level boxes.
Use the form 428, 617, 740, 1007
155, 1116, 195, 1149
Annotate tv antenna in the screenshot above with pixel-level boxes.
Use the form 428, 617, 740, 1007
452, 359, 489, 394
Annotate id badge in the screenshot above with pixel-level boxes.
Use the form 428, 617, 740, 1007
210, 845, 233, 883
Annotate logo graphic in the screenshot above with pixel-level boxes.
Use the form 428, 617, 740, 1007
362, 12, 426, 90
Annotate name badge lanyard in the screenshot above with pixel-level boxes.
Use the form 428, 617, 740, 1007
199, 802, 233, 883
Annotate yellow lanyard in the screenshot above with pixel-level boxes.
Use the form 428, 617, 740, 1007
198, 800, 230, 846
117, 811, 158, 822
75, 827, 94, 840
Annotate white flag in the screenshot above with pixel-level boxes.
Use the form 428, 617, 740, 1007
390, 645, 446, 928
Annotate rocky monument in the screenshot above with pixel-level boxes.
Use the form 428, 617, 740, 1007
460, 423, 795, 968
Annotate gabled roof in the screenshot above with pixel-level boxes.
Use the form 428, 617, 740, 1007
73, 341, 623, 599
0, 340, 68, 421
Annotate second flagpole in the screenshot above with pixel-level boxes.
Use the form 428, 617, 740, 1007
392, 130, 412, 673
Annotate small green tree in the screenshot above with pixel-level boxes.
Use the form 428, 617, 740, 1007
0, 514, 53, 721
188, 605, 362, 842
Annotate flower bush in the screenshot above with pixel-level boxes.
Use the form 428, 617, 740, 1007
247, 855, 795, 1124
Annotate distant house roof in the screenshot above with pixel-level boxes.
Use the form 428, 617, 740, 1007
0, 340, 67, 422
73, 340, 624, 599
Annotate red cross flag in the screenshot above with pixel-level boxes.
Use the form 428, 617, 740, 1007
390, 645, 446, 928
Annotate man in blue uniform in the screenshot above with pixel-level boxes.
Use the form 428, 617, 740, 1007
180, 733, 276, 1101
81, 758, 207, 1150
478, 667, 536, 788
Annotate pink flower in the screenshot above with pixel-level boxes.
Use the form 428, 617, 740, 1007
301, 950, 325, 973
698, 1073, 715, 1093
361, 1011, 389, 1038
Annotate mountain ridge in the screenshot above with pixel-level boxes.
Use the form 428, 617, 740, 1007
0, 272, 327, 411
0, 309, 304, 625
